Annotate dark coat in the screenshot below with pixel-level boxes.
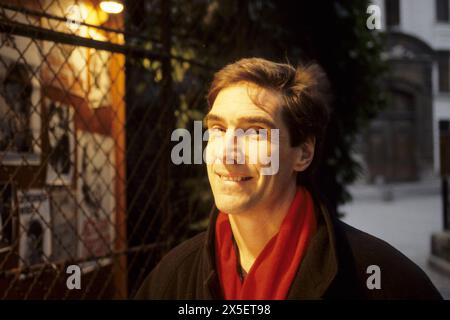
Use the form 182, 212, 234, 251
135, 201, 442, 300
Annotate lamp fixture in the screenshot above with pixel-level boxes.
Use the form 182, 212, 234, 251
100, 1, 123, 14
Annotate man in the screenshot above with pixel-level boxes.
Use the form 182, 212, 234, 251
48, 101, 71, 176
136, 58, 442, 299
26, 219, 44, 265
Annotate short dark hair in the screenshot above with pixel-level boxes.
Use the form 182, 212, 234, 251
207, 57, 332, 187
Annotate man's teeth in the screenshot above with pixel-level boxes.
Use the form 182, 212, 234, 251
219, 175, 251, 182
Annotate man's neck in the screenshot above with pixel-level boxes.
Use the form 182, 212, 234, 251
228, 183, 297, 273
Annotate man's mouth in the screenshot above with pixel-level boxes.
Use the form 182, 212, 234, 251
216, 173, 253, 182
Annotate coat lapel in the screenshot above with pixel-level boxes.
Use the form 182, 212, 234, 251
286, 203, 339, 299
203, 202, 339, 300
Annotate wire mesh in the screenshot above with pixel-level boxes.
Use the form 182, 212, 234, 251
0, 0, 215, 299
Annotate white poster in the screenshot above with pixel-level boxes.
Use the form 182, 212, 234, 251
77, 131, 115, 270
18, 189, 52, 268
0, 54, 41, 165
0, 9, 41, 166
49, 187, 77, 262
88, 46, 111, 109
40, 0, 89, 96
45, 98, 75, 185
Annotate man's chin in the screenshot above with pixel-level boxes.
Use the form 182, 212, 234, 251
214, 196, 254, 215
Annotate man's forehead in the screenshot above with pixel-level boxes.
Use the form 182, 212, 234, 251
209, 84, 282, 119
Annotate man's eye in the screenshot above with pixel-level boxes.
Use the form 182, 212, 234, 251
210, 126, 225, 132
209, 126, 225, 136
245, 127, 268, 137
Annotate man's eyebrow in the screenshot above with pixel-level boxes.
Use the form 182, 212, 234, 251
203, 113, 224, 126
204, 113, 276, 129
239, 116, 276, 129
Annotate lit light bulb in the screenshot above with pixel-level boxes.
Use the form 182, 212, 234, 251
100, 1, 123, 14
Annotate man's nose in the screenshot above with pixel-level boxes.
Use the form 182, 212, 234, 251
220, 129, 245, 164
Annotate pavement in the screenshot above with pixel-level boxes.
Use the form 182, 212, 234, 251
340, 179, 450, 299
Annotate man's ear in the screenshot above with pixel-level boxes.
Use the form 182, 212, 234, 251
294, 137, 315, 172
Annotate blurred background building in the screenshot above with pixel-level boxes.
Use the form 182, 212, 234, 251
345, 0, 450, 298
360, 0, 450, 182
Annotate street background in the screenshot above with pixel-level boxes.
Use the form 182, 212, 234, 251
342, 179, 450, 299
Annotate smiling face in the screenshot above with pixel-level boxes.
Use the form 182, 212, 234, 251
205, 83, 313, 215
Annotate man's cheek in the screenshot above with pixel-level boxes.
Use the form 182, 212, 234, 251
259, 141, 280, 176
245, 140, 260, 164
244, 138, 272, 164
204, 140, 220, 165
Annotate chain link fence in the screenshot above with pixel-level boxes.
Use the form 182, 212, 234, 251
0, 0, 215, 299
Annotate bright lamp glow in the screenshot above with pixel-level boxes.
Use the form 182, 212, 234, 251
100, 1, 123, 14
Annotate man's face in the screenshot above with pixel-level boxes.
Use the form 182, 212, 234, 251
49, 108, 65, 146
205, 83, 306, 215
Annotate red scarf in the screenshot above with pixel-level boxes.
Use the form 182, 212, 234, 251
215, 187, 317, 300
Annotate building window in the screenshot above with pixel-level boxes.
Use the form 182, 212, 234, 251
436, 0, 450, 22
386, 0, 400, 28
437, 51, 450, 93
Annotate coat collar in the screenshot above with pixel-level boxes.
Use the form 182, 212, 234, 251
202, 200, 339, 299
